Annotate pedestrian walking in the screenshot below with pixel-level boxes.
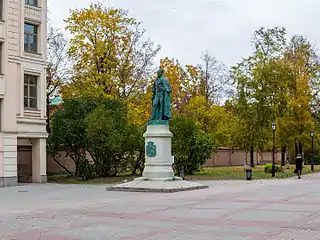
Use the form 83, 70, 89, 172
295, 154, 303, 179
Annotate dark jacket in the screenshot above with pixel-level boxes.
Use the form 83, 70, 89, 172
296, 157, 303, 171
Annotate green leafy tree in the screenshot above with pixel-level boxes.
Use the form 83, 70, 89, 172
84, 100, 143, 177
170, 116, 214, 174
232, 27, 291, 165
48, 98, 99, 176
48, 97, 144, 178
232, 27, 317, 165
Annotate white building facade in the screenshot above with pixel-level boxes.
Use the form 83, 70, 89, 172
0, 0, 47, 186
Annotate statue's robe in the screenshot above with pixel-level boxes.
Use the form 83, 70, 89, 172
151, 76, 172, 120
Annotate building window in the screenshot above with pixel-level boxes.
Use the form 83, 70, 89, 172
25, 0, 37, 6
24, 74, 37, 109
24, 23, 38, 52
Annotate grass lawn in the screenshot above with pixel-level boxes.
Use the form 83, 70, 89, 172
187, 164, 320, 181
47, 165, 320, 184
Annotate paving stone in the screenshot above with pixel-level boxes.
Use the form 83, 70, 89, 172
0, 176, 320, 239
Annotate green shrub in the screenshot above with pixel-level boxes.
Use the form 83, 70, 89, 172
170, 116, 215, 175
264, 163, 282, 173
48, 97, 144, 178
84, 101, 143, 177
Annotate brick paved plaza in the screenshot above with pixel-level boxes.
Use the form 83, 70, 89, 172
1, 174, 320, 239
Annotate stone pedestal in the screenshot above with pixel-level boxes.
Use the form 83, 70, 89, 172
142, 123, 176, 180
107, 122, 208, 193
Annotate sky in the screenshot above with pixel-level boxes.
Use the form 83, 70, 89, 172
48, 0, 320, 68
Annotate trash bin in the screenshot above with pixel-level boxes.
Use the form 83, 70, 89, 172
245, 168, 252, 180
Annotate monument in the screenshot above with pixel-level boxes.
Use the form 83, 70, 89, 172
107, 70, 208, 192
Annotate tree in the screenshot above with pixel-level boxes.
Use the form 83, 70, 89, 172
84, 99, 143, 177
127, 90, 152, 127
48, 98, 99, 176
184, 95, 233, 147
232, 27, 317, 166
62, 2, 160, 100
159, 57, 198, 115
46, 27, 70, 132
170, 116, 214, 174
48, 96, 145, 178
196, 52, 233, 104
282, 35, 317, 158
231, 27, 289, 166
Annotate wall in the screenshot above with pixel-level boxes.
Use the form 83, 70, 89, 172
204, 148, 283, 167
47, 151, 76, 175
0, 0, 48, 186
47, 148, 284, 174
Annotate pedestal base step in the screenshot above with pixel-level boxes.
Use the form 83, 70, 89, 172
107, 178, 208, 193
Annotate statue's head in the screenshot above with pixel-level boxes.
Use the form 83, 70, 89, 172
157, 69, 164, 78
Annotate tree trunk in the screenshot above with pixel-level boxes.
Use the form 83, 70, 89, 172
52, 156, 73, 175
244, 151, 248, 167
131, 151, 143, 176
250, 147, 254, 168
70, 155, 80, 176
46, 96, 51, 133
281, 146, 286, 167
295, 141, 298, 158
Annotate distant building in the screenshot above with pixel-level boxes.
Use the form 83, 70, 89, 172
0, 0, 47, 186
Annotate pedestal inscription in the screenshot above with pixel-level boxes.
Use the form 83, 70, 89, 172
146, 142, 156, 157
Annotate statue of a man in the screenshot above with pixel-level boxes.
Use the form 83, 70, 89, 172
150, 69, 172, 121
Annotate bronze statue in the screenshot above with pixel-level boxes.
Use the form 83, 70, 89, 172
150, 70, 172, 121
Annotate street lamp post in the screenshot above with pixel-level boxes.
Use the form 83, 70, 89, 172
271, 122, 276, 177
311, 130, 315, 172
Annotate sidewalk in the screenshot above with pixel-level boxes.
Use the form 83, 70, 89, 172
0, 174, 320, 239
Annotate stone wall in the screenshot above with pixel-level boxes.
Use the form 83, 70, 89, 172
47, 152, 76, 175
204, 147, 283, 167
47, 148, 284, 174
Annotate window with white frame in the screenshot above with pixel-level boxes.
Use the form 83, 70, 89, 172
24, 74, 37, 109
